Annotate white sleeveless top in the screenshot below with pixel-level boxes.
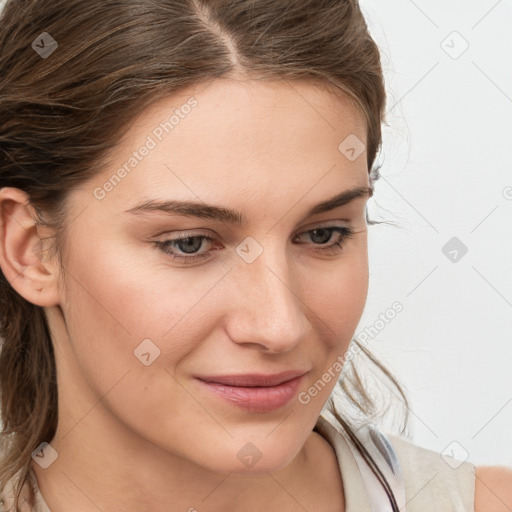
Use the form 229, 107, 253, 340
315, 410, 475, 511
1, 410, 475, 511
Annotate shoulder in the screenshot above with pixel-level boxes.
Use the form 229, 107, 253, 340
385, 433, 512, 511
474, 465, 512, 512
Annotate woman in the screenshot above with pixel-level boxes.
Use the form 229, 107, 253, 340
0, 0, 510, 510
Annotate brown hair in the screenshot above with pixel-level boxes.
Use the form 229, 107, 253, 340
0, 0, 410, 510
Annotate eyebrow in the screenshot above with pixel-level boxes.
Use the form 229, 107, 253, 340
124, 185, 373, 224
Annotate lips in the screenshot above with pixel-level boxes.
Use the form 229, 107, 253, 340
195, 370, 308, 412
195, 370, 307, 387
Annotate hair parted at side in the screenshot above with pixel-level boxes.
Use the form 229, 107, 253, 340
0, 0, 410, 510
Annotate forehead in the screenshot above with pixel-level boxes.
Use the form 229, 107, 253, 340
120, 77, 366, 147
80, 77, 369, 219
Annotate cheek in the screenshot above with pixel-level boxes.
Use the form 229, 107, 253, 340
58, 240, 228, 449
297, 245, 368, 395
59, 236, 228, 395
301, 245, 369, 341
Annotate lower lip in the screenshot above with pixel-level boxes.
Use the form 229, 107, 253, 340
196, 375, 305, 413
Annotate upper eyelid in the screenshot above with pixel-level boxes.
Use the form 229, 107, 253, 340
157, 222, 352, 240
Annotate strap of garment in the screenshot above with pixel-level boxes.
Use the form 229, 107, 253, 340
321, 410, 408, 512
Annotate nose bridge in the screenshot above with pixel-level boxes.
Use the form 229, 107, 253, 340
226, 242, 307, 351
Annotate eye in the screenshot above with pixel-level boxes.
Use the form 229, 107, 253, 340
153, 232, 216, 263
293, 225, 355, 253
152, 224, 355, 264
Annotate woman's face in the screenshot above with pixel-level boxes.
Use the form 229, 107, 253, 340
51, 77, 370, 474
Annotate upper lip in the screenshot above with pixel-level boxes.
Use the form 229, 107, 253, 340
196, 370, 308, 387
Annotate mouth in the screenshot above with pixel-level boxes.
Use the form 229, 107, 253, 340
194, 370, 308, 412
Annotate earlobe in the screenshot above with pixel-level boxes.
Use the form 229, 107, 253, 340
0, 187, 61, 307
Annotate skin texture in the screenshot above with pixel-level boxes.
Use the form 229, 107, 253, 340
474, 466, 512, 511
1, 77, 510, 511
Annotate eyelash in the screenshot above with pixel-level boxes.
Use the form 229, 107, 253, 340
152, 225, 355, 264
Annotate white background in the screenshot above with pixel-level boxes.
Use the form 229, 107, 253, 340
357, 0, 512, 466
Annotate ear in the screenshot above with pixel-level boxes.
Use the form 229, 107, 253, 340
0, 187, 61, 307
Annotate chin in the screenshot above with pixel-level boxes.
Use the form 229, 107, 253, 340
199, 439, 300, 476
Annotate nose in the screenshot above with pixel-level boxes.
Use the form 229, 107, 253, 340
223, 243, 310, 353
